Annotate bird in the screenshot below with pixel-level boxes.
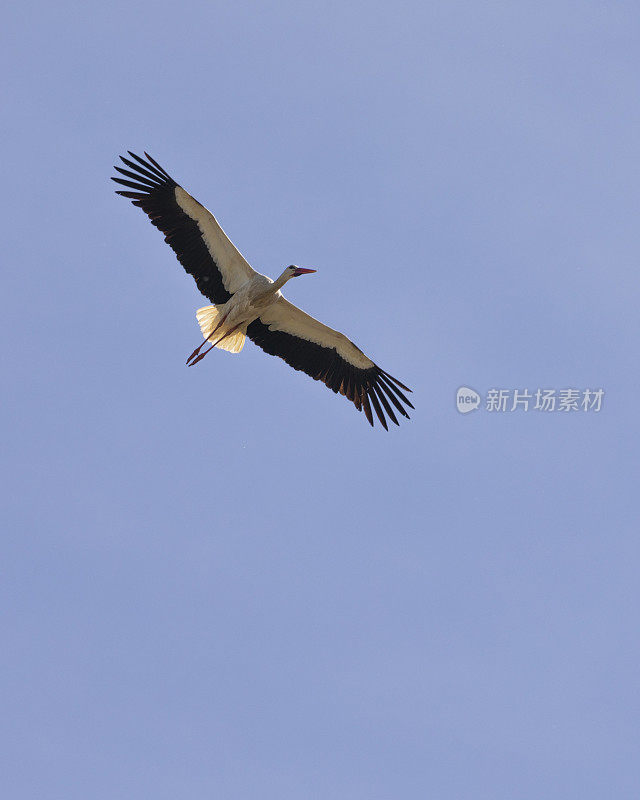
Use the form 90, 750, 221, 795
112, 152, 413, 429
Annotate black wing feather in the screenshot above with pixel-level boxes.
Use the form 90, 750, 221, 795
246, 321, 412, 429
112, 152, 232, 304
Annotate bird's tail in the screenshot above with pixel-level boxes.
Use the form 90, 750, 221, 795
196, 305, 246, 354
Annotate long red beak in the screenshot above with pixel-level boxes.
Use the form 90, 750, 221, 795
293, 267, 317, 276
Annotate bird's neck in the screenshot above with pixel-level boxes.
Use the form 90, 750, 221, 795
271, 270, 293, 292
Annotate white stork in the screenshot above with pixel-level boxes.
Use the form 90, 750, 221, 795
112, 152, 413, 429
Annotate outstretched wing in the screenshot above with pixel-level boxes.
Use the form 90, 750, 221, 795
246, 298, 413, 429
112, 152, 256, 304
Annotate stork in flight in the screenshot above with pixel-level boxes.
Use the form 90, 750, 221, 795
112, 152, 413, 429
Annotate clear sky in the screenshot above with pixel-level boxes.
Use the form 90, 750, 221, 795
3, 1, 639, 798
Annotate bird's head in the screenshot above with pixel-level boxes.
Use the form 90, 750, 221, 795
287, 265, 317, 278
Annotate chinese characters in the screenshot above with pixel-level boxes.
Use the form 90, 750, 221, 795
484, 388, 604, 412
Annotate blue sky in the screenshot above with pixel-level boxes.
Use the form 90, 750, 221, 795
3, 1, 639, 797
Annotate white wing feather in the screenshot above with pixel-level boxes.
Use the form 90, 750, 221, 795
174, 186, 257, 294
258, 297, 375, 370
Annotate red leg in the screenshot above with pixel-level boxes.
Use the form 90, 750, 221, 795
186, 312, 229, 364
187, 323, 242, 366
